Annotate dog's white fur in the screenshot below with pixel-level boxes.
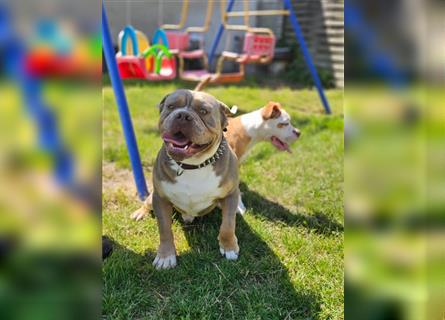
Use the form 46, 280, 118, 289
160, 162, 222, 218
239, 108, 298, 162
153, 254, 177, 270
233, 108, 299, 214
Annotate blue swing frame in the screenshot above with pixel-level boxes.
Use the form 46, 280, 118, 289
208, 0, 332, 114
102, 3, 149, 200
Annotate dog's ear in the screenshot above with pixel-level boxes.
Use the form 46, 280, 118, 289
261, 101, 282, 120
218, 100, 232, 130
157, 94, 170, 113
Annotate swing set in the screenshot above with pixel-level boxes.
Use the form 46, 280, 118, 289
160, 0, 277, 85
114, 0, 331, 114
102, 0, 332, 200
207, 0, 331, 114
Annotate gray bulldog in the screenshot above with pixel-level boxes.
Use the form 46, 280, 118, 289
134, 89, 240, 270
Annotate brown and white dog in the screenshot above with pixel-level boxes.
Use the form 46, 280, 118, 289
226, 101, 301, 161
224, 101, 301, 213
133, 89, 240, 269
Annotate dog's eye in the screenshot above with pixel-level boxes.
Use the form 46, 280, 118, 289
200, 109, 208, 115
277, 123, 289, 128
167, 105, 175, 110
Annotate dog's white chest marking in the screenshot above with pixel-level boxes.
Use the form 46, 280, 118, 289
161, 164, 223, 216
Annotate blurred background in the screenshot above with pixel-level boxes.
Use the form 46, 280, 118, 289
0, 1, 101, 319
105, 0, 344, 89
345, 0, 444, 319
1, 0, 444, 319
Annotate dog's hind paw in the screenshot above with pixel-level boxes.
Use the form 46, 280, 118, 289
236, 194, 246, 215
182, 214, 195, 223
153, 254, 177, 270
131, 206, 149, 221
236, 204, 246, 215
236, 199, 246, 215
219, 247, 239, 260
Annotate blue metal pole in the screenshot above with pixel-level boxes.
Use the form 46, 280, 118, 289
283, 0, 331, 114
102, 2, 149, 200
1, 6, 75, 188
208, 0, 236, 67
344, 3, 406, 89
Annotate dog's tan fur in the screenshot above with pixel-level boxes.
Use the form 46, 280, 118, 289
133, 90, 240, 269
225, 117, 252, 160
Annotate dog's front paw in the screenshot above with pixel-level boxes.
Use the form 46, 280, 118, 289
218, 234, 239, 260
153, 254, 177, 270
219, 247, 239, 260
131, 206, 149, 221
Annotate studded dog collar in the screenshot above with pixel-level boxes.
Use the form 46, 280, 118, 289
168, 139, 227, 176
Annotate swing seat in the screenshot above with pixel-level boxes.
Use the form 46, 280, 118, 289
180, 54, 245, 84
177, 48, 209, 81
178, 49, 205, 59
118, 29, 150, 56
211, 72, 244, 84
143, 43, 177, 80
208, 51, 246, 84
237, 54, 271, 64
147, 56, 177, 80
181, 69, 212, 81
165, 31, 189, 53
216, 32, 275, 70
240, 32, 276, 63
116, 26, 148, 79
180, 70, 243, 84
116, 54, 147, 79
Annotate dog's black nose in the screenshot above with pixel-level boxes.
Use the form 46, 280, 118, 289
293, 129, 301, 137
175, 111, 192, 122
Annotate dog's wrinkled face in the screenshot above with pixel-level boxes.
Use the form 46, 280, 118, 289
261, 102, 301, 153
158, 89, 229, 161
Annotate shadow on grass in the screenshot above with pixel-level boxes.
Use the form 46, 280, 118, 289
103, 212, 322, 319
240, 182, 343, 236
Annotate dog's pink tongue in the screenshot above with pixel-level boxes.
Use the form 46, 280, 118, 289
162, 132, 189, 146
271, 136, 292, 153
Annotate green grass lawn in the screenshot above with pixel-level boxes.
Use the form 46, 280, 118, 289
102, 81, 344, 319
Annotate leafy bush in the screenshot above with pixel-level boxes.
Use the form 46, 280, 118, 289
285, 46, 336, 88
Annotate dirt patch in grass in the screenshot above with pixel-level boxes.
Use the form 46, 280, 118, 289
103, 162, 136, 197
102, 162, 152, 208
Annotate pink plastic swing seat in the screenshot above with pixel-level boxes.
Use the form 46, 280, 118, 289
165, 31, 189, 51
238, 32, 276, 63
179, 49, 205, 59
181, 70, 244, 84
181, 69, 211, 81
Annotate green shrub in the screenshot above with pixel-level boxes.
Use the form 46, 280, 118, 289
285, 46, 336, 88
